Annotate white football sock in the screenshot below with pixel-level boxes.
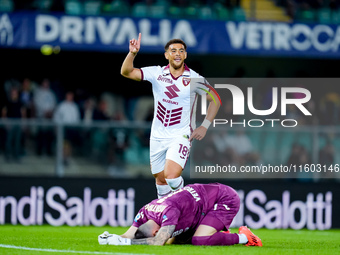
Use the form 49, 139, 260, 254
165, 176, 184, 191
156, 184, 172, 198
238, 234, 248, 244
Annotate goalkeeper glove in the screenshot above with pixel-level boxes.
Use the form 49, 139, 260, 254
98, 231, 131, 245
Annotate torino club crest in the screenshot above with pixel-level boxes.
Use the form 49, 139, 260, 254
182, 78, 190, 86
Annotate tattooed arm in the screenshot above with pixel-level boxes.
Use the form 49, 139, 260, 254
131, 225, 176, 245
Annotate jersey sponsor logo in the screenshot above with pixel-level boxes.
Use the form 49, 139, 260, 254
156, 101, 182, 127
165, 84, 180, 99
182, 77, 190, 86
162, 98, 179, 105
157, 75, 173, 84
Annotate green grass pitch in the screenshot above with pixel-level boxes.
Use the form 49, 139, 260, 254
0, 225, 339, 255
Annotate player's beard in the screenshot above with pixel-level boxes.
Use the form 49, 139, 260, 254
169, 58, 184, 70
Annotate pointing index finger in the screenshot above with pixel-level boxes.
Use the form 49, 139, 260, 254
138, 33, 141, 44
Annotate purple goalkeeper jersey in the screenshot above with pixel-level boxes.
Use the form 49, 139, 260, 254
132, 183, 238, 238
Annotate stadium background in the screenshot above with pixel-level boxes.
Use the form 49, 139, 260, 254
0, 0, 339, 231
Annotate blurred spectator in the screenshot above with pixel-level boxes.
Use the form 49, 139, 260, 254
212, 129, 235, 165
232, 130, 260, 166
81, 97, 97, 124
210, 129, 260, 167
53, 91, 80, 124
286, 143, 311, 179
319, 142, 335, 178
19, 78, 35, 118
100, 92, 127, 120
287, 143, 302, 166
95, 99, 111, 120
297, 145, 312, 179
80, 97, 96, 158
109, 128, 129, 172
319, 92, 340, 125
286, 104, 303, 122
133, 97, 153, 147
75, 88, 91, 111
3, 79, 20, 99
53, 91, 81, 165
34, 79, 57, 120
84, 98, 111, 165
88, 98, 111, 162
106, 92, 128, 170
193, 132, 218, 166
140, 105, 154, 147
222, 100, 237, 120
1, 87, 26, 162
34, 78, 57, 156
81, 97, 111, 122
19, 78, 35, 157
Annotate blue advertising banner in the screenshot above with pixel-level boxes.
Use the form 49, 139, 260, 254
0, 11, 340, 58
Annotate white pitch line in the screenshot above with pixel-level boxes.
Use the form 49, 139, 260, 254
0, 244, 154, 255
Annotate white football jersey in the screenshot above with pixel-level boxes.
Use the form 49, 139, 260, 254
141, 64, 207, 140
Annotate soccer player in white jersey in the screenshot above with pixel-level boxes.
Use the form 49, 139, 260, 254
121, 33, 220, 198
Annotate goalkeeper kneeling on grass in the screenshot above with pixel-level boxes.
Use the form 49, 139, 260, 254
98, 183, 262, 247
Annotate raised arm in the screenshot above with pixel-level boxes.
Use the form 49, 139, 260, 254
131, 225, 176, 245
120, 33, 142, 81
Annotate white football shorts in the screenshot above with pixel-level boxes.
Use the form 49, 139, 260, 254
150, 135, 191, 174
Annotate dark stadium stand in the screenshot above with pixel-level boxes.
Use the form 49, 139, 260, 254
1, 0, 339, 23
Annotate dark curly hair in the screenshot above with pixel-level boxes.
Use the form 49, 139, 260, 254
164, 39, 187, 51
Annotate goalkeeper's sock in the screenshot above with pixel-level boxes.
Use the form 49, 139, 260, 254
156, 183, 172, 198
165, 176, 184, 191
238, 234, 248, 244
192, 232, 239, 246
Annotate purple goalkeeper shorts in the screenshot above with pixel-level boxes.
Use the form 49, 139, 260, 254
199, 185, 240, 231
